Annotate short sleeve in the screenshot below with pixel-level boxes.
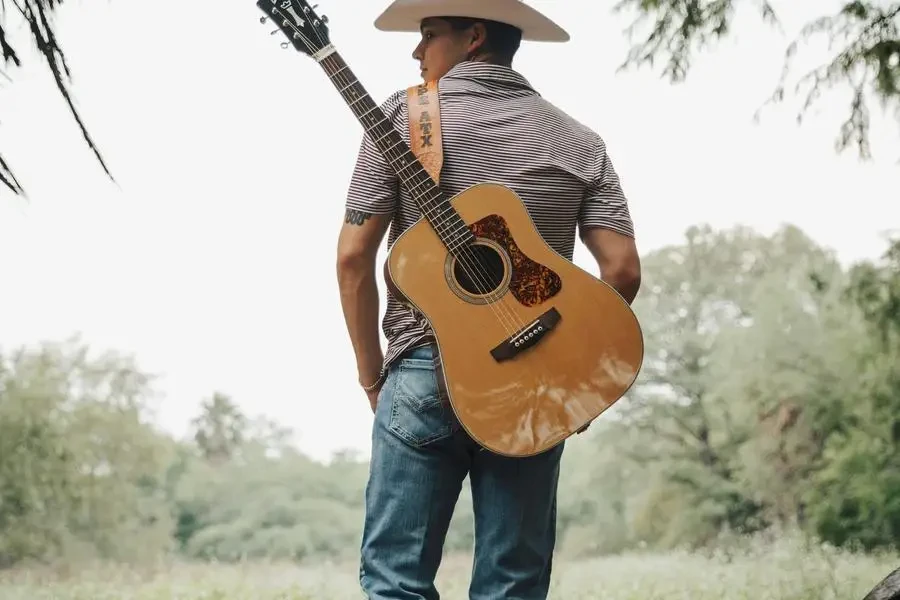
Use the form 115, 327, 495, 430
344, 92, 405, 216
578, 139, 635, 239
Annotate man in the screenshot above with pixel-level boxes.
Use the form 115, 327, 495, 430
336, 1, 641, 598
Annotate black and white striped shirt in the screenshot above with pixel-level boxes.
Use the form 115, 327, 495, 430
345, 61, 634, 372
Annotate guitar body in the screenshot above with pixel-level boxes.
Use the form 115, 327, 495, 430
385, 182, 644, 457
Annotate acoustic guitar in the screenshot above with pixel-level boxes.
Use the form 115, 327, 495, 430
258, 0, 645, 457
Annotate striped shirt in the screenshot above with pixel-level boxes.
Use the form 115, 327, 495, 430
345, 61, 634, 372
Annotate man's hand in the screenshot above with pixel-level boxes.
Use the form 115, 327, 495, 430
365, 384, 383, 413
581, 227, 641, 304
361, 369, 387, 414
336, 207, 393, 410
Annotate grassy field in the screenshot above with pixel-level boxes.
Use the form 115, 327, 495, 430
1, 536, 897, 599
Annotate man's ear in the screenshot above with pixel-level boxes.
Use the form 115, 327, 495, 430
467, 22, 488, 54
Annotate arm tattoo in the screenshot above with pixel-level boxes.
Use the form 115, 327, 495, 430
345, 209, 373, 226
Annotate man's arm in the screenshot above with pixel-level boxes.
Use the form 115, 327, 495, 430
337, 91, 402, 397
582, 227, 641, 304
578, 138, 641, 304
337, 209, 393, 389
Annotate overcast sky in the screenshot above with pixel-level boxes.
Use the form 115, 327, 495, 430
1, 0, 896, 462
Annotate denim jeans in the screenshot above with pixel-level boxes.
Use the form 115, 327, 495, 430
359, 344, 565, 600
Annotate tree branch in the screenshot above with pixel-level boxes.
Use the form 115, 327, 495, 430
0, 0, 114, 196
613, 0, 900, 161
755, 2, 900, 160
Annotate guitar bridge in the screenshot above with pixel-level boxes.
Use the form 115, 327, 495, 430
490, 307, 561, 362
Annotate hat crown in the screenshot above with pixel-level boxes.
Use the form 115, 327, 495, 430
374, 0, 570, 42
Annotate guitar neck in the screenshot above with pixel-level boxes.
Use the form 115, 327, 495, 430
317, 51, 472, 250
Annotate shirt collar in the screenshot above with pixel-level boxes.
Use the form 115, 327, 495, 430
440, 61, 537, 94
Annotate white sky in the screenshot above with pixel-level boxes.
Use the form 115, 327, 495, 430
1, 0, 896, 462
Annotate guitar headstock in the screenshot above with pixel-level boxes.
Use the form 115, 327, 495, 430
257, 0, 331, 57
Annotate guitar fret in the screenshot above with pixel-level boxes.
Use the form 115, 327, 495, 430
394, 158, 426, 179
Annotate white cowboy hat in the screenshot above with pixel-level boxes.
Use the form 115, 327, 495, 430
374, 0, 570, 42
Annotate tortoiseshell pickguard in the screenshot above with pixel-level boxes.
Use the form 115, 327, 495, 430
469, 214, 562, 307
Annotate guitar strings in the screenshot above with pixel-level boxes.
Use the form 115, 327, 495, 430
273, 9, 533, 340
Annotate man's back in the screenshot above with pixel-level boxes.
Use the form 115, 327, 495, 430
366, 62, 631, 258
345, 61, 634, 365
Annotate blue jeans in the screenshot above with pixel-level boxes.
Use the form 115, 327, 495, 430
359, 345, 564, 599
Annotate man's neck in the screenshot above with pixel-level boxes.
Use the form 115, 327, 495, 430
465, 53, 513, 68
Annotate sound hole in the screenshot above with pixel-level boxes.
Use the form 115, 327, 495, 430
453, 243, 506, 296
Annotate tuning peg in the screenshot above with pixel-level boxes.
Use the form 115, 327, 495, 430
281, 42, 290, 49
321, 14, 329, 23
259, 16, 268, 23
270, 29, 280, 35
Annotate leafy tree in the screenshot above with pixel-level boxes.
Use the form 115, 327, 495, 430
613, 0, 900, 159
708, 245, 868, 529
191, 392, 247, 465
0, 0, 112, 195
169, 444, 370, 562
0, 337, 173, 566
556, 420, 636, 555
803, 238, 900, 550
619, 224, 848, 545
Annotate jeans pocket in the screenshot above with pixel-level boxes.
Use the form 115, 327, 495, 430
388, 357, 455, 447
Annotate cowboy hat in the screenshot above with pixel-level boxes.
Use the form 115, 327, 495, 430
374, 0, 570, 42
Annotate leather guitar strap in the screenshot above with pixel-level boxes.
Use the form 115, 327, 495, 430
406, 81, 457, 417
406, 80, 443, 184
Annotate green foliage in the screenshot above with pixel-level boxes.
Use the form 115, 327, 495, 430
614, 0, 900, 159
190, 393, 247, 465
803, 238, 900, 551
847, 239, 900, 348
806, 424, 900, 551
0, 337, 173, 567
614, 224, 845, 546
557, 423, 636, 554
170, 445, 368, 562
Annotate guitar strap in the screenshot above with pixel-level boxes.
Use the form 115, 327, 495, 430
406, 80, 443, 184
405, 81, 458, 417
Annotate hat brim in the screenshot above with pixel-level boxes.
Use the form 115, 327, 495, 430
374, 0, 570, 42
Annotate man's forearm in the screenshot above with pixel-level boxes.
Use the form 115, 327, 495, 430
338, 261, 384, 385
581, 227, 642, 306
604, 268, 641, 305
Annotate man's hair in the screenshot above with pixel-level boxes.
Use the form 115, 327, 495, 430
442, 17, 522, 64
